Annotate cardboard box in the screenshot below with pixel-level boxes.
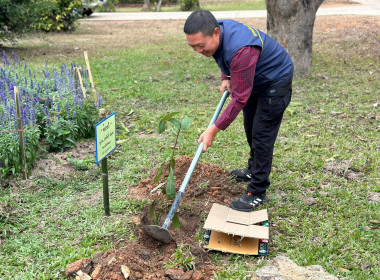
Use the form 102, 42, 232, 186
203, 203, 269, 255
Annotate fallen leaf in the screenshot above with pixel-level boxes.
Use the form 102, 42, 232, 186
108, 257, 116, 265
121, 265, 130, 279
75, 270, 91, 280
369, 220, 380, 224
338, 267, 350, 273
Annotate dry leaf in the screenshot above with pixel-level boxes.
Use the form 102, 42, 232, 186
338, 267, 350, 273
75, 270, 91, 280
121, 265, 130, 279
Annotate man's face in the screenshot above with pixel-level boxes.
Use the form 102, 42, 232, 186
186, 28, 220, 57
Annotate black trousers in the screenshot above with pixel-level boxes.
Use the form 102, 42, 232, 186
243, 80, 292, 195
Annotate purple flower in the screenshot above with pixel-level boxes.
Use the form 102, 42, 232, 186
2, 50, 9, 67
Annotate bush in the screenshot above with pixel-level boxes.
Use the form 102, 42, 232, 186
0, 0, 34, 42
33, 0, 82, 32
180, 0, 199, 11
0, 0, 81, 42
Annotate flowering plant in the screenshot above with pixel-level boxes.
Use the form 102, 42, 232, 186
0, 51, 102, 179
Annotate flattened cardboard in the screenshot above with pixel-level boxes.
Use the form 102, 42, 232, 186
204, 203, 269, 255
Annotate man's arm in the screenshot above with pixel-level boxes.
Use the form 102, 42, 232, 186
198, 46, 260, 152
214, 45, 260, 131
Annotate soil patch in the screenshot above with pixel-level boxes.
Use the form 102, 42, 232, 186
66, 155, 245, 279
29, 140, 96, 180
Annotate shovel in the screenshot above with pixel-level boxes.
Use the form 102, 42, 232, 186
142, 90, 229, 243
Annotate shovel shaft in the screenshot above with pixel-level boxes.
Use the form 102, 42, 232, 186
162, 90, 229, 229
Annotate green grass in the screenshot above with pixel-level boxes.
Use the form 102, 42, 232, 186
0, 17, 379, 280
116, 0, 266, 12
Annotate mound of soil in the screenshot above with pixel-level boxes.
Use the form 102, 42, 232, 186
66, 155, 245, 280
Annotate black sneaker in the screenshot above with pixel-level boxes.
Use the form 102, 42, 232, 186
230, 191, 268, 212
230, 168, 252, 182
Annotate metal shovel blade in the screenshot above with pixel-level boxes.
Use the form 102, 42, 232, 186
142, 225, 172, 244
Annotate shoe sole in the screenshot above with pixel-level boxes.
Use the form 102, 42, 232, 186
229, 205, 253, 212
234, 178, 251, 182
229, 197, 268, 212
231, 175, 251, 182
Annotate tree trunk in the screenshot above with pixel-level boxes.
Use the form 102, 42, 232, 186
142, 0, 151, 11
156, 0, 163, 12
265, 0, 325, 75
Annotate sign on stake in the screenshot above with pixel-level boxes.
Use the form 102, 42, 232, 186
95, 110, 117, 216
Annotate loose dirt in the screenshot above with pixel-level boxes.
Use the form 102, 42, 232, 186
66, 155, 244, 279
30, 140, 96, 180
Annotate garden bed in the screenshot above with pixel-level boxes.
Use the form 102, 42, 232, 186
66, 155, 244, 279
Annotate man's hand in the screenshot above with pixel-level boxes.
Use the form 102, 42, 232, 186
220, 79, 232, 94
198, 124, 220, 152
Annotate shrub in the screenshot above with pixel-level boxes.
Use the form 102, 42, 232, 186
0, 51, 102, 179
33, 0, 82, 32
0, 0, 81, 42
180, 0, 199, 11
0, 0, 34, 42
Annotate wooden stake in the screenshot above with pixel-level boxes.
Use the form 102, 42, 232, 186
14, 87, 28, 180
84, 51, 98, 104
75, 67, 87, 99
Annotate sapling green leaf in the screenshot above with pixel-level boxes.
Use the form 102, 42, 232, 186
154, 162, 165, 184
158, 120, 167, 133
169, 118, 181, 129
170, 158, 176, 171
164, 112, 180, 120
172, 213, 180, 229
166, 167, 176, 200
181, 116, 191, 131
158, 112, 180, 133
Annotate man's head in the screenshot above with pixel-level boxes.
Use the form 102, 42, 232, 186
184, 10, 220, 57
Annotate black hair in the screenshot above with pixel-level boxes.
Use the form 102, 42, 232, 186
184, 10, 219, 37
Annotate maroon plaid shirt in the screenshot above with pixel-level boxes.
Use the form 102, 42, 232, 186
214, 45, 260, 130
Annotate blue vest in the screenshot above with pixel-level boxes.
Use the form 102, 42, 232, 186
213, 20, 294, 89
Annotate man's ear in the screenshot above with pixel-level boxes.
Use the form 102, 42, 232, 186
213, 27, 220, 38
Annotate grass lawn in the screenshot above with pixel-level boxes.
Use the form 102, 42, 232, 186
0, 12, 379, 280
115, 0, 266, 12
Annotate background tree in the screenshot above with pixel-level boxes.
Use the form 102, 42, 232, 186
156, 0, 163, 11
0, 0, 33, 42
265, 0, 325, 75
142, 0, 152, 11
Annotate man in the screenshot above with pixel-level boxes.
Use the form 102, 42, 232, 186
184, 10, 293, 212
